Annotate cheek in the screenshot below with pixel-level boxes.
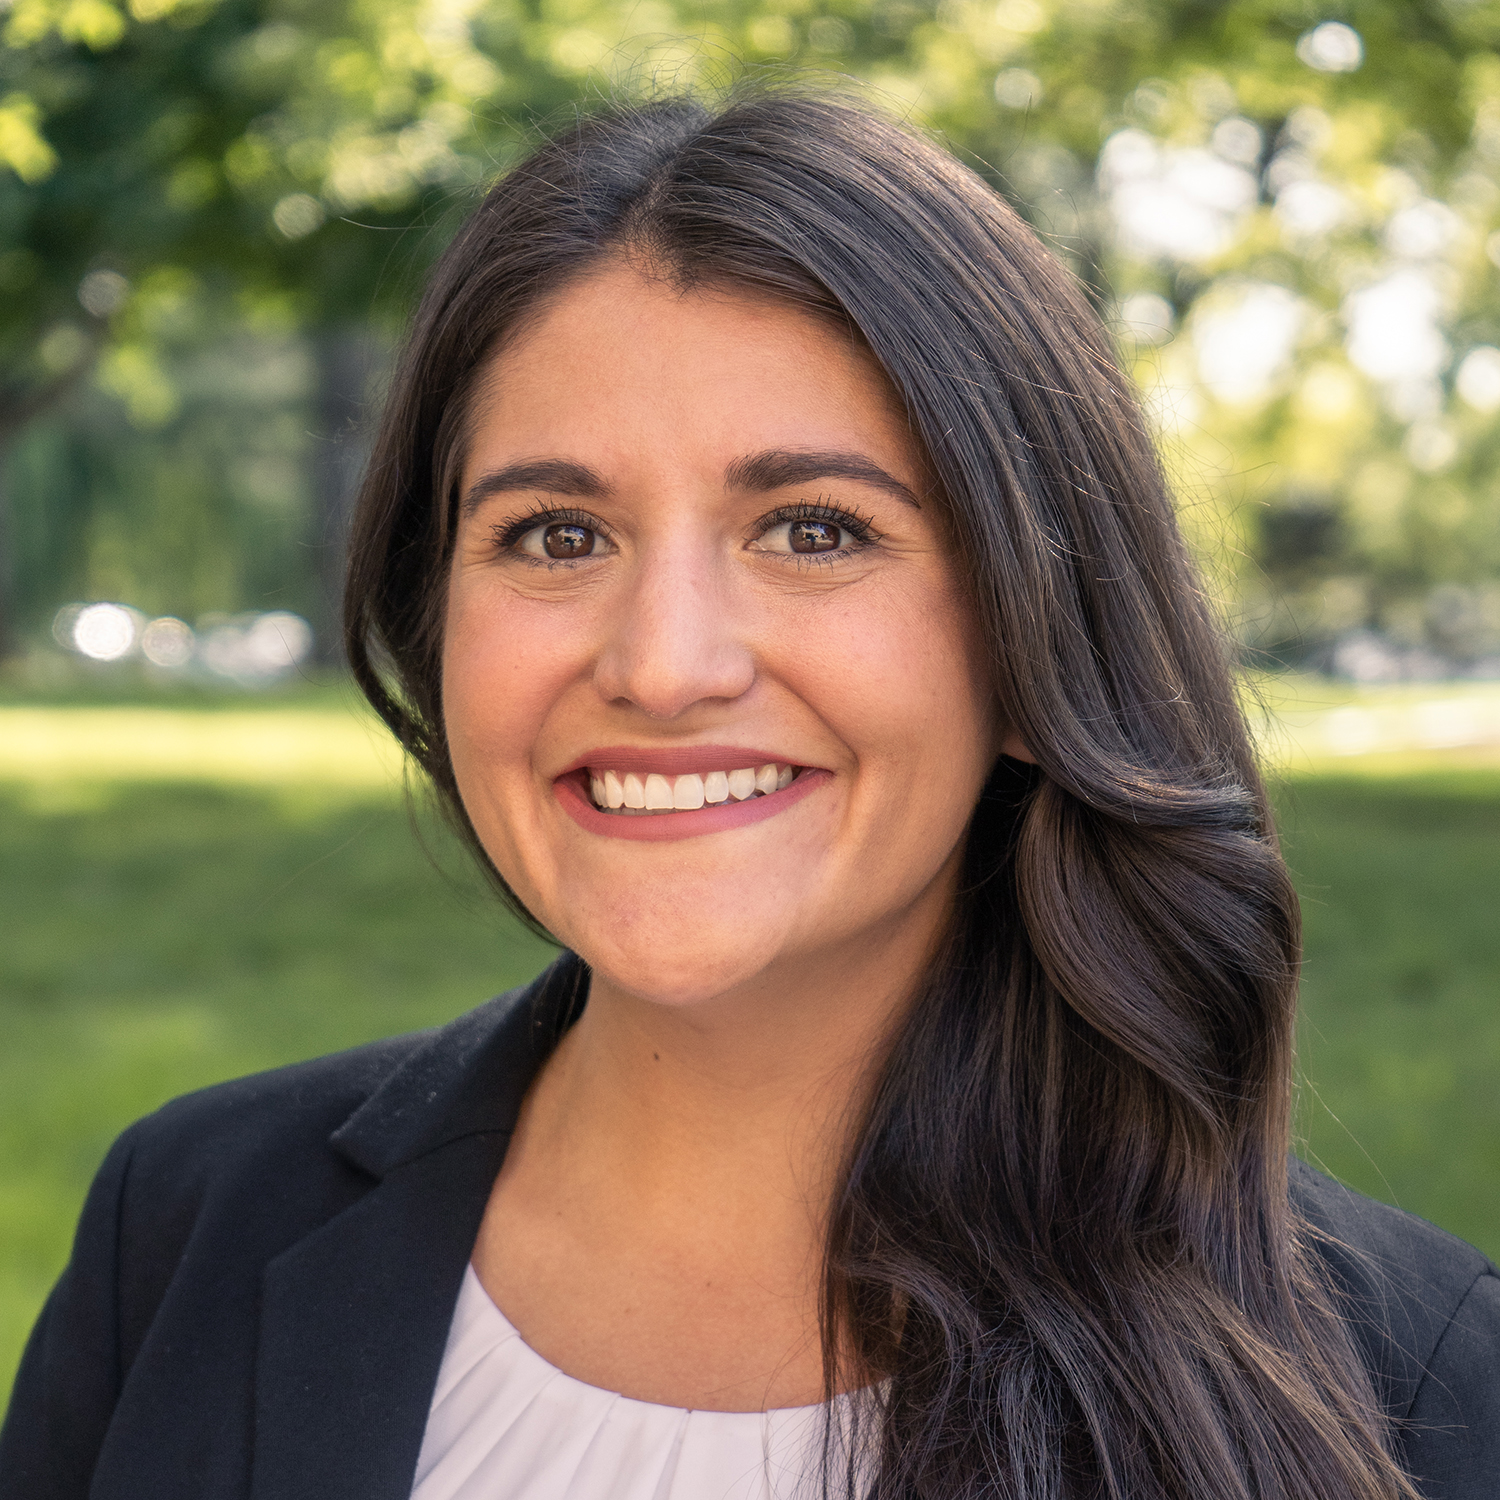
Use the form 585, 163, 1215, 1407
443, 591, 526, 769
441, 581, 603, 920
440, 581, 594, 892
787, 574, 995, 787
444, 579, 580, 759
762, 570, 997, 918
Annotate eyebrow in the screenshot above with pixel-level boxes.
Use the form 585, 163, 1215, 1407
459, 447, 921, 517
726, 448, 921, 509
460, 459, 608, 517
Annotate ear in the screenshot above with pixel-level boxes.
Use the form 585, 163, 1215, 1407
1000, 728, 1036, 764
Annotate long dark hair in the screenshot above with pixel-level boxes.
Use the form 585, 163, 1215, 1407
344, 87, 1415, 1499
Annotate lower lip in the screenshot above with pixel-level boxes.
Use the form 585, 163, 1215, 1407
554, 768, 830, 842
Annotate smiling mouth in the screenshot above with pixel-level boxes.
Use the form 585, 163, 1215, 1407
586, 763, 800, 816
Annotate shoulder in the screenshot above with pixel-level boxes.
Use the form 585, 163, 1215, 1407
111, 970, 548, 1236
1291, 1156, 1495, 1319
1291, 1157, 1500, 1478
94, 964, 573, 1370
0, 966, 579, 1498
120, 1026, 435, 1185
100, 1027, 446, 1346
101, 953, 587, 1253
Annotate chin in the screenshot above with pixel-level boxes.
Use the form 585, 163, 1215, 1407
563, 922, 793, 1011
529, 862, 815, 1004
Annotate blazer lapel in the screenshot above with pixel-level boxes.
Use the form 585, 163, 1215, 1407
250, 953, 588, 1500
252, 1134, 505, 1500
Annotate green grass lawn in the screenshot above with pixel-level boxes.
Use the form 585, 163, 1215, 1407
1, 753, 1497, 1402
0, 777, 557, 1399
1277, 767, 1500, 1254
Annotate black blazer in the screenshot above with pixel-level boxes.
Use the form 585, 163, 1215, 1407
3, 954, 1497, 1499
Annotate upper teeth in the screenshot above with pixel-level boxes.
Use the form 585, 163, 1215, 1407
589, 763, 796, 814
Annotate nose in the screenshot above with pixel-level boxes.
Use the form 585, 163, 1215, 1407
592, 543, 756, 719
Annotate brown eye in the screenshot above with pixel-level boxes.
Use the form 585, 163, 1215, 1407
788, 520, 842, 553
511, 515, 611, 561
542, 523, 594, 559
753, 510, 870, 558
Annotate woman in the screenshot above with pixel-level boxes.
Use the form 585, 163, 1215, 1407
3, 89, 1496, 1500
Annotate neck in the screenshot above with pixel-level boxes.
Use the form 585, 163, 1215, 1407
520, 888, 952, 1233
470, 885, 956, 1409
567, 960, 904, 1185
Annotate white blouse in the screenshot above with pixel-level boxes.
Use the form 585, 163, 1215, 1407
411, 1265, 855, 1500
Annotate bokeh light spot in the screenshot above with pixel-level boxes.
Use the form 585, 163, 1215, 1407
1194, 283, 1304, 404
77, 269, 129, 318
70, 603, 138, 661
1296, 22, 1363, 74
1454, 347, 1500, 413
141, 617, 196, 668
272, 194, 326, 239
994, 69, 1043, 110
1118, 292, 1174, 346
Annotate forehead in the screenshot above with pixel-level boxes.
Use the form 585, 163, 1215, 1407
461, 260, 919, 486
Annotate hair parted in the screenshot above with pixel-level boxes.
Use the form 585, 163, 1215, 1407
344, 84, 1416, 1499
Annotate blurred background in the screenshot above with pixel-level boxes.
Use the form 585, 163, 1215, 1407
2, 0, 1499, 1398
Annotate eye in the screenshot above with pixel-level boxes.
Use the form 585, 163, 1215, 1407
752, 505, 876, 558
509, 517, 607, 560
787, 519, 843, 553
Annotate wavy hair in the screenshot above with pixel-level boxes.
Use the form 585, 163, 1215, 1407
344, 89, 1416, 1499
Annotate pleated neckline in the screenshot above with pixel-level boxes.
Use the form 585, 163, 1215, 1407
410, 1265, 840, 1500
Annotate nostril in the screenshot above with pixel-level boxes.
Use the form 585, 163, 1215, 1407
592, 629, 757, 720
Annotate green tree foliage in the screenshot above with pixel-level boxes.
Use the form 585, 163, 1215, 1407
4, 0, 1500, 666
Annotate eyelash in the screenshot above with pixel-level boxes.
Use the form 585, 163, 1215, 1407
486, 499, 882, 563
751, 501, 882, 558
487, 504, 612, 563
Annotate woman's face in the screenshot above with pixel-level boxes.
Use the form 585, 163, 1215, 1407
444, 261, 1002, 1008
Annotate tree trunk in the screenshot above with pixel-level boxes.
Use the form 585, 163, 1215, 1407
0, 450, 12, 662
0, 340, 102, 661
311, 327, 383, 666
